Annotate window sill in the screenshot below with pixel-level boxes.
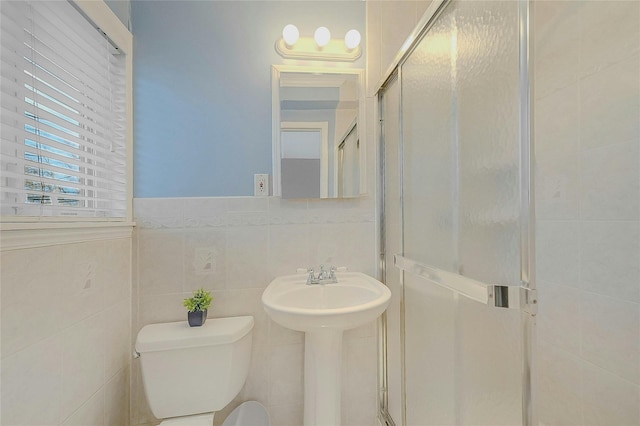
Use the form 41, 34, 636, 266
0, 221, 136, 251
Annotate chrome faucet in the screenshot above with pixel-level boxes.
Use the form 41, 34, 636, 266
305, 265, 339, 285
317, 264, 329, 280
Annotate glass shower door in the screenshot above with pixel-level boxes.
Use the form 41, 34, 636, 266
397, 0, 534, 424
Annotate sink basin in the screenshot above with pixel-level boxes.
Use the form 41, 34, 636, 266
262, 271, 391, 426
262, 271, 391, 332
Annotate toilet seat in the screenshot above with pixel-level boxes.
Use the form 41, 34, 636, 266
159, 413, 214, 426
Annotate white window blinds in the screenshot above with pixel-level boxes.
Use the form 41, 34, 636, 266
1, 0, 127, 218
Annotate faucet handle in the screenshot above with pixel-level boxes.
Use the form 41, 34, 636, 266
319, 264, 330, 279
305, 267, 316, 285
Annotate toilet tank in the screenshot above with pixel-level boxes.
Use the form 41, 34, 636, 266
135, 316, 254, 420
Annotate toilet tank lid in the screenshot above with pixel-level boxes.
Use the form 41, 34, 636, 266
135, 316, 254, 353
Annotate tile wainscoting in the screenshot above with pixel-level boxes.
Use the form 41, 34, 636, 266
132, 196, 379, 426
1, 238, 132, 425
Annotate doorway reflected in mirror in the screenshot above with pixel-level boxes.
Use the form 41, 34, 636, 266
272, 66, 364, 199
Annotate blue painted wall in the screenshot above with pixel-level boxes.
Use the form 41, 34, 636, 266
131, 1, 365, 197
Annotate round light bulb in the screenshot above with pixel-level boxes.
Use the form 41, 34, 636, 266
282, 24, 299, 46
344, 29, 361, 50
314, 26, 331, 47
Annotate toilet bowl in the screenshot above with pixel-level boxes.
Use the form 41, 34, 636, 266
136, 316, 268, 425
155, 401, 270, 426
222, 401, 270, 426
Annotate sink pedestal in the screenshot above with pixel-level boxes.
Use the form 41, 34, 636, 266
303, 329, 343, 426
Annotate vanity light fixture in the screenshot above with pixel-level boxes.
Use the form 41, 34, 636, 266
275, 25, 362, 62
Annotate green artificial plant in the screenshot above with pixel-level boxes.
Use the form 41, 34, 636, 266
183, 288, 213, 312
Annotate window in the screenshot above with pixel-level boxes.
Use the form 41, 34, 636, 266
1, 0, 130, 219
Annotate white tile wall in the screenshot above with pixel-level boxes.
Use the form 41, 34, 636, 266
581, 361, 640, 426
62, 388, 105, 426
0, 238, 132, 426
60, 313, 105, 417
535, 1, 640, 424
132, 196, 378, 426
106, 367, 131, 426
537, 281, 581, 355
1, 245, 64, 358
1, 336, 64, 425
538, 341, 583, 426
581, 221, 640, 303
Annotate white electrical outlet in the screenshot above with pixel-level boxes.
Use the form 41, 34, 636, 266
254, 174, 269, 196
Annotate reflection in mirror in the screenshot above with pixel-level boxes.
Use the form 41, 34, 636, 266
272, 66, 364, 199
337, 120, 359, 197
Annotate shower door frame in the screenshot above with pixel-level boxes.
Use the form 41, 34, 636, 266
378, 69, 403, 426
376, 0, 537, 425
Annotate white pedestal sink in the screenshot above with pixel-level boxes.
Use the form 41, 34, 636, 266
262, 272, 391, 426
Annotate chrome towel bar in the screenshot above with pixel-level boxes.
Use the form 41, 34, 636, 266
393, 255, 537, 314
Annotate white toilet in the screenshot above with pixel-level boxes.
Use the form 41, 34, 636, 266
135, 315, 268, 426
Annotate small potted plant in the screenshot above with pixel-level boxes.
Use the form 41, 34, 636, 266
183, 288, 213, 327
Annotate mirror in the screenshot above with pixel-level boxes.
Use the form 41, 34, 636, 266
272, 66, 365, 199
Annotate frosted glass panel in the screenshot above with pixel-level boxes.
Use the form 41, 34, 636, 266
405, 275, 456, 425
402, 2, 456, 272
456, 0, 520, 286
455, 298, 523, 424
400, 0, 524, 424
